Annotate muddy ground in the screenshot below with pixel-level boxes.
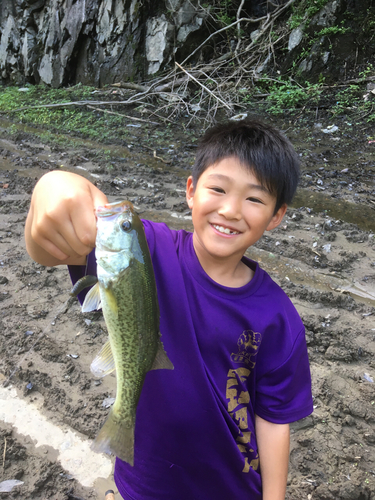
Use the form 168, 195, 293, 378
0, 110, 374, 500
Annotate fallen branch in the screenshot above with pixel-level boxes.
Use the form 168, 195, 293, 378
86, 105, 160, 125
2, 437, 6, 469
235, 0, 246, 57
111, 82, 149, 92
0, 99, 138, 113
143, 145, 172, 164
175, 62, 232, 111
111, 77, 190, 94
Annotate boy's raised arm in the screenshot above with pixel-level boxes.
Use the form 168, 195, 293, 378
25, 171, 108, 267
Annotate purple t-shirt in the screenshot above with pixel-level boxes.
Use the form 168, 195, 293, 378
69, 220, 313, 500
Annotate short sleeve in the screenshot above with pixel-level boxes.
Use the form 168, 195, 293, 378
254, 327, 313, 424
141, 219, 156, 256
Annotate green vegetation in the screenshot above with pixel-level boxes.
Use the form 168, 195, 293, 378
256, 78, 323, 115
215, 0, 235, 28
1, 70, 374, 147
241, 68, 375, 122
0, 84, 135, 144
288, 0, 331, 30
316, 25, 351, 37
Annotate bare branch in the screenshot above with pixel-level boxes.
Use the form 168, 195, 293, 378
85, 105, 160, 125
235, 0, 246, 57
175, 62, 232, 111
180, 15, 268, 66
111, 82, 149, 92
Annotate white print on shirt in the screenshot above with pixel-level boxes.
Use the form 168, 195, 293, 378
226, 330, 262, 473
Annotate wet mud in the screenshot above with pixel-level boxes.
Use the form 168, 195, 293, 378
0, 113, 374, 499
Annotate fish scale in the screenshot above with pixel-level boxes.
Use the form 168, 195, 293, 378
103, 260, 158, 422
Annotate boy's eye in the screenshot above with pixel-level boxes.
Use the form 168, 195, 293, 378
210, 187, 225, 193
247, 197, 263, 203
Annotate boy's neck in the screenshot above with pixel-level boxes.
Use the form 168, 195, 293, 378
209, 260, 254, 288
193, 242, 254, 288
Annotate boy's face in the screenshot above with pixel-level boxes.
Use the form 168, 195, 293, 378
186, 157, 287, 265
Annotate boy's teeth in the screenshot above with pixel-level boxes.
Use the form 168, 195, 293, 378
213, 224, 239, 235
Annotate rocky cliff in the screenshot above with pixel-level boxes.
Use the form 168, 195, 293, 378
0, 0, 208, 87
0, 0, 374, 88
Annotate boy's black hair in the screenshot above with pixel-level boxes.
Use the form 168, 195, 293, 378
192, 119, 300, 212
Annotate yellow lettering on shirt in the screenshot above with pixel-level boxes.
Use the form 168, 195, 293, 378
225, 330, 262, 474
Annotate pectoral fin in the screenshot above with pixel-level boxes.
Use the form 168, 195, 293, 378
150, 339, 174, 371
90, 339, 116, 377
82, 282, 102, 312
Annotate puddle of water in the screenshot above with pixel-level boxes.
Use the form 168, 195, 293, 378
246, 246, 375, 308
0, 117, 131, 159
0, 118, 188, 177
293, 188, 375, 232
0, 384, 113, 488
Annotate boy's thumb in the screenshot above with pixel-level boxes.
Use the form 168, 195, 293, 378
91, 184, 109, 210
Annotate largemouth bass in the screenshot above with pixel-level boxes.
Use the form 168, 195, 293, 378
74, 200, 173, 465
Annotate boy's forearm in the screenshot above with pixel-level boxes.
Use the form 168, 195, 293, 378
255, 414, 290, 500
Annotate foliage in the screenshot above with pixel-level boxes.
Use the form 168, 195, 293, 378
245, 74, 375, 123
0, 84, 133, 143
260, 78, 323, 115
288, 0, 331, 30
331, 81, 375, 123
316, 24, 351, 37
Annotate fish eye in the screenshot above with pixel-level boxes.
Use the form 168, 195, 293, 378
121, 220, 132, 232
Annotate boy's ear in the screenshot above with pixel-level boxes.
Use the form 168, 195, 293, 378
266, 203, 287, 231
186, 176, 194, 209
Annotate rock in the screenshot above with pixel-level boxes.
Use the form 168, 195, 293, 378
0, 0, 209, 87
288, 26, 304, 51
310, 0, 341, 28
146, 15, 174, 75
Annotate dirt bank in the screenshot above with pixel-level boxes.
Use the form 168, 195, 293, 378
0, 113, 374, 499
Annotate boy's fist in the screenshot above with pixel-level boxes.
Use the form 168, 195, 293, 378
25, 171, 108, 266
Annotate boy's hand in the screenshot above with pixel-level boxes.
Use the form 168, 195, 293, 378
25, 171, 108, 266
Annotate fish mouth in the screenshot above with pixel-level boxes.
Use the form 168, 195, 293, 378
96, 200, 134, 217
97, 246, 128, 254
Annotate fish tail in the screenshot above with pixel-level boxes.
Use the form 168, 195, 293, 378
91, 409, 135, 466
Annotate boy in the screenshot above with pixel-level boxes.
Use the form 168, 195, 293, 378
25, 120, 313, 500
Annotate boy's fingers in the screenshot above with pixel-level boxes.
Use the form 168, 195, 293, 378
59, 186, 108, 256
33, 207, 92, 260
68, 190, 108, 252
38, 236, 70, 261
57, 224, 94, 258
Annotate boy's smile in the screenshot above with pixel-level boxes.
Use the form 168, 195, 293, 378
186, 157, 287, 283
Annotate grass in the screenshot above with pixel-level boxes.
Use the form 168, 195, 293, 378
288, 0, 331, 30
1, 78, 374, 143
0, 84, 135, 144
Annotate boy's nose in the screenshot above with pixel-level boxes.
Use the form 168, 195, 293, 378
217, 197, 242, 220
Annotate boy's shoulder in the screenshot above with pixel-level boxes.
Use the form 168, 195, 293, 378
142, 218, 191, 252
243, 256, 302, 317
